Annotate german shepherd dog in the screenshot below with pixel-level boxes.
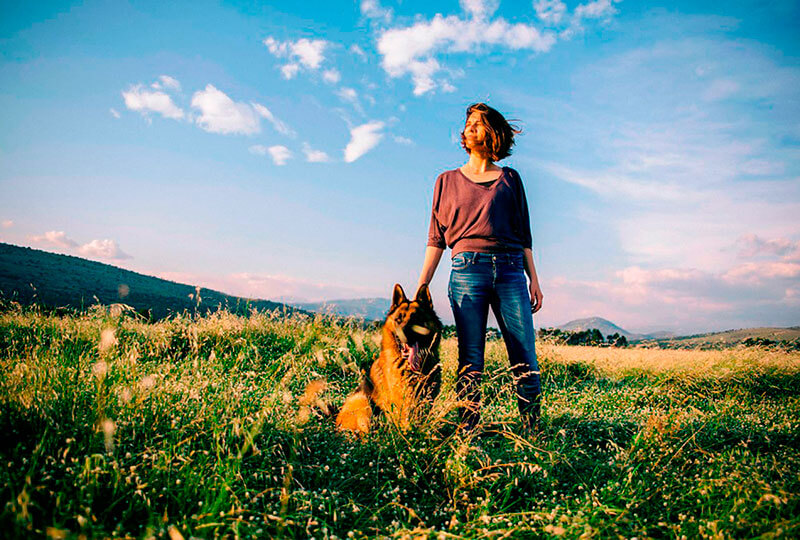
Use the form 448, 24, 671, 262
335, 283, 443, 435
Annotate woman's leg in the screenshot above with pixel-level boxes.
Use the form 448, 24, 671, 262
489, 256, 541, 429
448, 254, 492, 430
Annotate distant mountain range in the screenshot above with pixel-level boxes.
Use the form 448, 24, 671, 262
556, 316, 674, 341
291, 298, 391, 321
2, 242, 795, 346
0, 243, 297, 319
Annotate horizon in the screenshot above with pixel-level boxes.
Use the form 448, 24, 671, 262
3, 240, 797, 337
1, 0, 798, 334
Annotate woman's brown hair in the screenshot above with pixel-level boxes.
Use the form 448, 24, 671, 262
460, 102, 521, 161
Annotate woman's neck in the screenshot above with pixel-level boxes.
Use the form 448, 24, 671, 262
464, 153, 498, 173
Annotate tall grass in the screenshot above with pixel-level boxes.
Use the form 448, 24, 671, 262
1, 307, 799, 538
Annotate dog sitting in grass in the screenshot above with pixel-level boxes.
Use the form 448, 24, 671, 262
334, 283, 443, 435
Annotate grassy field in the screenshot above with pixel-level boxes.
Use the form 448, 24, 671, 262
1, 307, 799, 539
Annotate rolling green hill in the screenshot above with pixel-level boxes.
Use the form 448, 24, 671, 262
642, 326, 800, 348
0, 242, 297, 319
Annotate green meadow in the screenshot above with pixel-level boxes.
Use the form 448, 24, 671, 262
1, 306, 799, 539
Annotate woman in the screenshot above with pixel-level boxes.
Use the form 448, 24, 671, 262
416, 102, 543, 434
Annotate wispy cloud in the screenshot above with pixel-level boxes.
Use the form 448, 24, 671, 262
542, 251, 800, 333
109, 108, 120, 119
252, 103, 295, 137
30, 230, 78, 249
336, 87, 358, 103
78, 239, 132, 260
534, 0, 567, 25
191, 84, 262, 135
28, 231, 131, 260
154, 270, 381, 304
322, 69, 341, 84
122, 84, 184, 120
2, 220, 13, 229
267, 145, 292, 165
249, 144, 294, 165
248, 145, 269, 156
376, 9, 557, 95
360, 0, 393, 23
302, 142, 330, 162
264, 37, 330, 79
344, 121, 384, 162
736, 234, 799, 259
151, 74, 181, 92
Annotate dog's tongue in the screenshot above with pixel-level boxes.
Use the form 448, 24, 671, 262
404, 342, 420, 371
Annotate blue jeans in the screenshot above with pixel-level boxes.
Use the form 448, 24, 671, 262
448, 251, 541, 429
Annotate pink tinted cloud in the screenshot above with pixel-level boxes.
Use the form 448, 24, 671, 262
78, 239, 132, 261
736, 233, 798, 258
29, 230, 78, 249
154, 271, 381, 303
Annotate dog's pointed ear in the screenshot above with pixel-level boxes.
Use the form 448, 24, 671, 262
414, 283, 433, 308
392, 283, 407, 308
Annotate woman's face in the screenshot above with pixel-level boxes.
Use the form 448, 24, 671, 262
463, 111, 487, 150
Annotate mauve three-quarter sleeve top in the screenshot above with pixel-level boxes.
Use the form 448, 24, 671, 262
427, 166, 533, 258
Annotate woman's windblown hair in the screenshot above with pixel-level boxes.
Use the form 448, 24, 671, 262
460, 102, 522, 161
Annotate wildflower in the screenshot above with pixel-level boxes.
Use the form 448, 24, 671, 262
92, 361, 108, 379
102, 419, 116, 452
99, 328, 117, 353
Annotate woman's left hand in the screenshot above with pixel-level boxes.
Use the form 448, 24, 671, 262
529, 282, 543, 314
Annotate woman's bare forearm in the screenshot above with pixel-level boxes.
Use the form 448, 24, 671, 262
417, 246, 445, 291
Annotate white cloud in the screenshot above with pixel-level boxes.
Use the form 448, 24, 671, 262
248, 145, 269, 155
574, 0, 618, 20
78, 239, 132, 260
739, 159, 785, 176
361, 0, 393, 23
2, 220, 14, 229
534, 0, 567, 24
109, 108, 121, 119
280, 63, 300, 80
460, 0, 499, 19
336, 87, 359, 103
542, 253, 800, 333
322, 69, 341, 84
28, 230, 131, 260
251, 144, 292, 165
376, 13, 556, 95
30, 230, 78, 249
350, 44, 367, 59
302, 142, 330, 162
393, 135, 414, 145
155, 75, 181, 92
703, 78, 739, 101
191, 85, 261, 135
264, 37, 330, 78
252, 103, 295, 137
122, 84, 184, 120
344, 121, 384, 163
267, 145, 292, 165
735, 234, 799, 259
562, 0, 620, 37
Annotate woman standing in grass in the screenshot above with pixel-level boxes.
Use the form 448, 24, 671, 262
417, 102, 543, 434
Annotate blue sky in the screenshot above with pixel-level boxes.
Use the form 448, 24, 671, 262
1, 0, 798, 333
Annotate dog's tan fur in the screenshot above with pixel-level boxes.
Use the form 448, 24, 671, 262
335, 284, 442, 434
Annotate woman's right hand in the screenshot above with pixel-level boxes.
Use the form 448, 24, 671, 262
530, 281, 544, 313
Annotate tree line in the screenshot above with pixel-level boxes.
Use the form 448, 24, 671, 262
439, 325, 628, 347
